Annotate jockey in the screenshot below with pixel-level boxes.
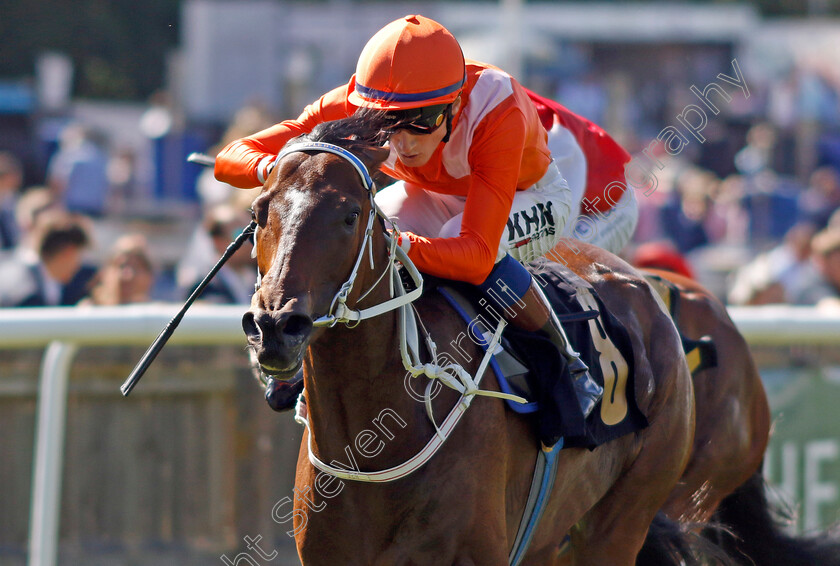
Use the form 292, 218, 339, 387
215, 15, 635, 417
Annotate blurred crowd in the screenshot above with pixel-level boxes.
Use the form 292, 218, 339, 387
626, 151, 840, 310
0, 104, 269, 308
2, 53, 840, 311
557, 48, 840, 310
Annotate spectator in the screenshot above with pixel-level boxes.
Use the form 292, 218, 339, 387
798, 166, 840, 229
734, 122, 777, 177
631, 155, 676, 245
13, 187, 63, 252
86, 234, 156, 305
740, 170, 800, 246
659, 168, 718, 254
0, 211, 94, 307
178, 204, 255, 304
47, 123, 110, 217
728, 221, 817, 306
789, 226, 840, 307
0, 151, 23, 253
707, 174, 750, 247
106, 146, 140, 215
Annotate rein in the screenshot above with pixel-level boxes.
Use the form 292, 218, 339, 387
266, 141, 524, 483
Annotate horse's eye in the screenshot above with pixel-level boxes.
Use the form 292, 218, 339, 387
345, 211, 360, 226
251, 200, 269, 227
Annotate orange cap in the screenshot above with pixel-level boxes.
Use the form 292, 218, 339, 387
348, 15, 465, 110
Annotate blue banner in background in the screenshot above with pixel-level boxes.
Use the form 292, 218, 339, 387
151, 131, 208, 203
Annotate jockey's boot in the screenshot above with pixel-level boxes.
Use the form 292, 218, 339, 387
512, 280, 603, 418
264, 369, 304, 412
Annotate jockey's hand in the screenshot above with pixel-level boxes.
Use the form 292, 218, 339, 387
385, 229, 411, 254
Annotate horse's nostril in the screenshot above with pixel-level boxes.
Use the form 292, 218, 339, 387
280, 314, 312, 338
242, 311, 259, 338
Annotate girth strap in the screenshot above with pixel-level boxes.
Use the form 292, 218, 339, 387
509, 441, 563, 565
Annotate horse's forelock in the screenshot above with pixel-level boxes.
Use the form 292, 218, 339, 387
302, 110, 387, 154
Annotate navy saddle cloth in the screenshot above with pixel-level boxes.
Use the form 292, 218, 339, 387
429, 262, 649, 449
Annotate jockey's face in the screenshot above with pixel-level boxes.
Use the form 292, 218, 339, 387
387, 97, 460, 168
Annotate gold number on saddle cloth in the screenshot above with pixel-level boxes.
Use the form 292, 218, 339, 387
575, 288, 630, 426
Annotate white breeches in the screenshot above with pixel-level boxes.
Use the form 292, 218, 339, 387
374, 160, 574, 264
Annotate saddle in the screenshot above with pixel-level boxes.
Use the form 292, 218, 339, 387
431, 261, 648, 450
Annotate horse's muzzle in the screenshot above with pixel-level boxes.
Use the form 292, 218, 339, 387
242, 309, 313, 378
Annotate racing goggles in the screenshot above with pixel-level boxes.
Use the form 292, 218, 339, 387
381, 104, 450, 135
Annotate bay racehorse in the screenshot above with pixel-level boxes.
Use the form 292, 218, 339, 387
243, 115, 698, 565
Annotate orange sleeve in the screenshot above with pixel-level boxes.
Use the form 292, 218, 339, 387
214, 83, 356, 188
406, 107, 527, 285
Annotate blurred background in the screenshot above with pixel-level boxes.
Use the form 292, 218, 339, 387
1, 1, 840, 564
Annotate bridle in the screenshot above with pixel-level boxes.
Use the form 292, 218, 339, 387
258, 141, 424, 327
260, 141, 525, 483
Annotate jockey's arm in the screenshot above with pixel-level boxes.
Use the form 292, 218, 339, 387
403, 108, 528, 285
214, 84, 355, 188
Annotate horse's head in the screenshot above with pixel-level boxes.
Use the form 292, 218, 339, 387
243, 125, 389, 379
